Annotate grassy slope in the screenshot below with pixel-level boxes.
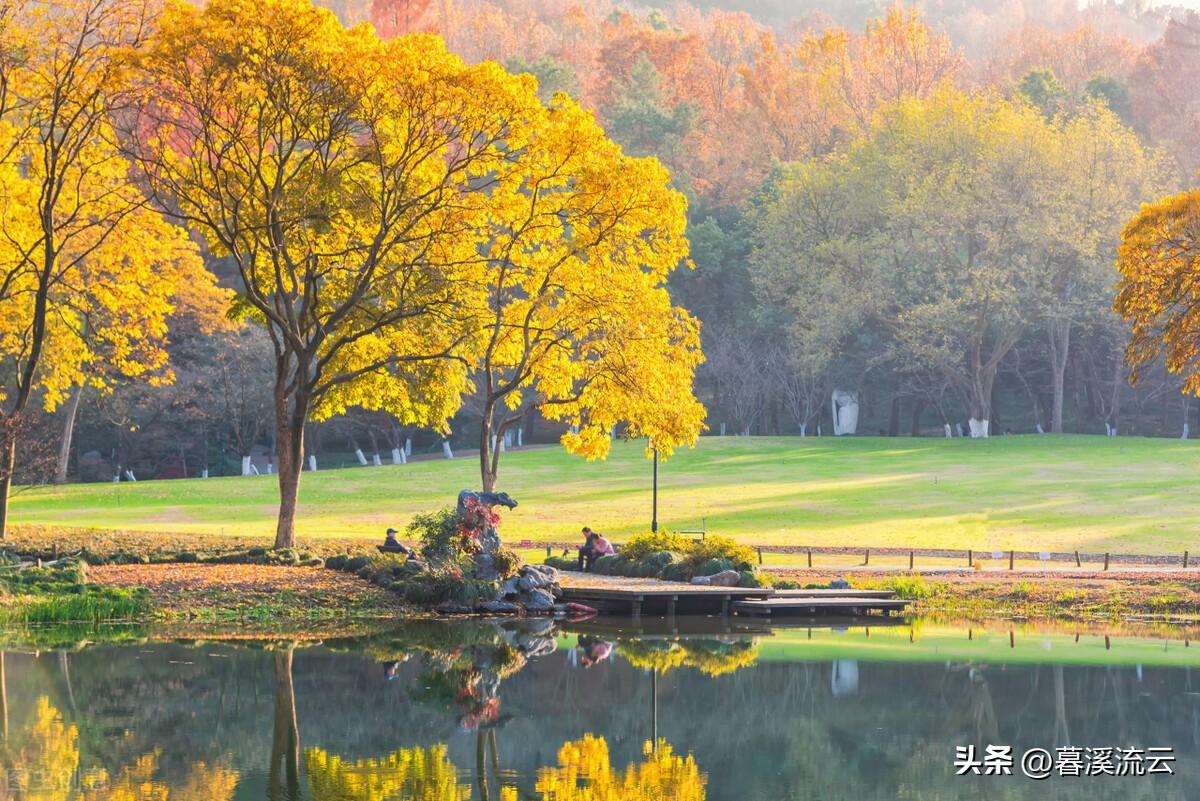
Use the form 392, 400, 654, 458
11, 434, 1200, 553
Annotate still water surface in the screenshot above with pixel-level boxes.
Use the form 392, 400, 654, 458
1, 618, 1197, 800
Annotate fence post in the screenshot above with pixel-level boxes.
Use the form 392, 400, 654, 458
545, 546, 551, 558
1103, 553, 1110, 571
968, 549, 973, 567
757, 547, 763, 566
909, 551, 914, 570
864, 549, 870, 566
807, 549, 812, 568
1185, 550, 1190, 569
1009, 550, 1014, 571
1075, 550, 1081, 568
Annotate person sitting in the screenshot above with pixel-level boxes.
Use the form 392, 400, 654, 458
577, 528, 597, 571
381, 528, 411, 555
577, 527, 615, 572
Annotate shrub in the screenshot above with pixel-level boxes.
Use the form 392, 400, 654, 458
492, 548, 521, 579
621, 532, 689, 561
325, 554, 347, 570
176, 552, 198, 563
408, 507, 466, 562
544, 555, 576, 571
344, 555, 371, 573
686, 536, 756, 572
661, 562, 694, 582
695, 557, 735, 577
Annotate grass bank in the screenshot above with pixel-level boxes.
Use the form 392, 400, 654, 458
768, 567, 1200, 621
10, 434, 1200, 553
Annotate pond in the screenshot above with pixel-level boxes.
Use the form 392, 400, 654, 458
0, 617, 1197, 800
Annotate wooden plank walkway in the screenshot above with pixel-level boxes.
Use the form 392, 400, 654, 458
558, 571, 907, 619
772, 589, 896, 599
732, 596, 910, 617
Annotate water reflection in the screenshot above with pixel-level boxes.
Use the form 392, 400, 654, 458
0, 618, 1195, 800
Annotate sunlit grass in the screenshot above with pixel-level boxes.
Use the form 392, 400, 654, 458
10, 434, 1200, 553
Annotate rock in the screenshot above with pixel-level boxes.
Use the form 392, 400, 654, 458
498, 577, 521, 598
692, 569, 740, 587
522, 587, 556, 611
524, 563, 559, 580
829, 577, 851, 589
478, 600, 520, 614
517, 572, 554, 591
435, 602, 474, 615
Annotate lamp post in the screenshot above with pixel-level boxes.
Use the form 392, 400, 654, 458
651, 444, 659, 533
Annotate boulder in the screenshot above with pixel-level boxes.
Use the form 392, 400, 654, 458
524, 563, 559, 580
691, 569, 740, 587
435, 602, 474, 615
829, 577, 851, 589
522, 587, 556, 611
517, 571, 554, 591
498, 576, 521, 598
478, 599, 520, 614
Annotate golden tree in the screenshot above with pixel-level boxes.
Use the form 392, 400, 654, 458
469, 88, 702, 491
1114, 190, 1200, 391
0, 0, 211, 538
128, 0, 701, 542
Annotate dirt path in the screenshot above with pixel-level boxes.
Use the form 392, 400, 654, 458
90, 563, 405, 620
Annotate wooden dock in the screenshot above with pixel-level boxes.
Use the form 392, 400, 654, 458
561, 583, 769, 618
558, 572, 910, 619
731, 596, 910, 617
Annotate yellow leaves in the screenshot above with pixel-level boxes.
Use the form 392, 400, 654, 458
0, 0, 213, 416
8, 697, 81, 801
1115, 188, 1200, 390
305, 745, 470, 801
534, 735, 706, 801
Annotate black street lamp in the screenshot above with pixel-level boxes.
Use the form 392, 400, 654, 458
651, 444, 659, 533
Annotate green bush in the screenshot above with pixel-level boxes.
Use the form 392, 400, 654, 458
344, 555, 371, 573
544, 555, 576, 571
408, 507, 464, 563
492, 548, 521, 579
695, 557, 735, 576
176, 551, 199, 563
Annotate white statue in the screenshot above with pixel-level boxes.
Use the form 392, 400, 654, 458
831, 390, 859, 436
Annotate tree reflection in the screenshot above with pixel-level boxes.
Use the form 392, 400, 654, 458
305, 745, 470, 801
533, 735, 706, 801
269, 648, 302, 801
616, 638, 759, 676
0, 696, 237, 801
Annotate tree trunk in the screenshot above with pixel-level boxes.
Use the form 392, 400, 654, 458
887, 396, 900, 437
273, 385, 307, 550
1047, 319, 1070, 433
0, 425, 15, 541
910, 399, 926, 437
1, 651, 7, 741
269, 649, 301, 801
479, 412, 495, 492
54, 386, 84, 484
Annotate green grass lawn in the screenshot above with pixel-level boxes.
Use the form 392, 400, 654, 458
10, 434, 1200, 553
